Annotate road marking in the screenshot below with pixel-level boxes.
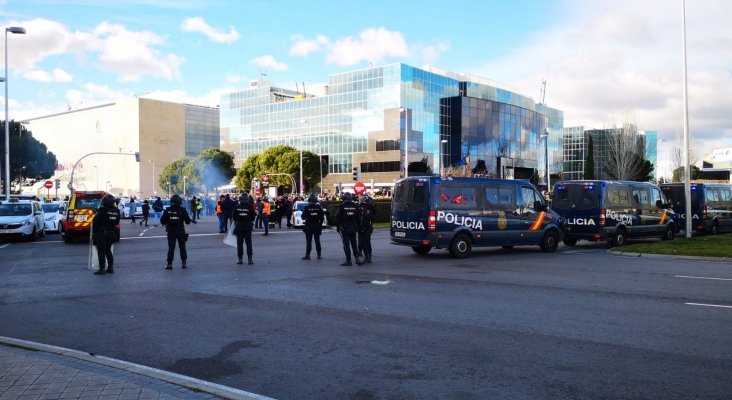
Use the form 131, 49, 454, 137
685, 302, 732, 309
675, 275, 732, 281
0, 243, 10, 249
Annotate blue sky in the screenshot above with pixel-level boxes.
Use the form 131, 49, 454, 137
2, 0, 731, 177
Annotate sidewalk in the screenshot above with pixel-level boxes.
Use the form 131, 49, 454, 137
0, 337, 273, 400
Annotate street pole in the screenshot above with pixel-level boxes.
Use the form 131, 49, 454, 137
299, 148, 303, 196
183, 176, 187, 199
401, 108, 409, 179
681, 0, 692, 238
3, 26, 25, 201
439, 139, 448, 177
148, 160, 155, 197
545, 129, 550, 189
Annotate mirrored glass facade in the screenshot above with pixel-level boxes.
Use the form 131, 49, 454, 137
220, 63, 563, 187
185, 104, 220, 157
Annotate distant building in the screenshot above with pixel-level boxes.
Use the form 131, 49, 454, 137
563, 125, 656, 181
220, 63, 563, 192
22, 98, 219, 197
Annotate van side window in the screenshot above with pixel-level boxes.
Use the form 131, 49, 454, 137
721, 189, 731, 202
439, 186, 477, 209
707, 189, 719, 204
484, 186, 515, 212
607, 188, 630, 207
651, 188, 662, 208
521, 187, 539, 210
632, 188, 651, 208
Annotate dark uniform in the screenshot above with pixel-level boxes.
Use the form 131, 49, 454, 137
233, 194, 256, 265
301, 194, 325, 260
335, 193, 361, 266
92, 194, 121, 275
357, 196, 376, 264
160, 195, 192, 269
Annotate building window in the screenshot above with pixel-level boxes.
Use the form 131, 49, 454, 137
376, 140, 400, 151
360, 161, 400, 173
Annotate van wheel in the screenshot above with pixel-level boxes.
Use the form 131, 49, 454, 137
711, 222, 719, 235
502, 245, 514, 249
449, 234, 472, 259
411, 245, 431, 255
608, 229, 627, 247
661, 225, 675, 241
540, 230, 559, 253
563, 238, 577, 246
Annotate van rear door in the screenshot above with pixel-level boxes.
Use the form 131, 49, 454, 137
391, 179, 431, 243
552, 182, 602, 237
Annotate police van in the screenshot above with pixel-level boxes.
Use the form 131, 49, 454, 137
660, 183, 732, 234
552, 180, 676, 247
390, 176, 563, 258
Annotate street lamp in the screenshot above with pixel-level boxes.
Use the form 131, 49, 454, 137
400, 108, 409, 179
3, 26, 26, 201
183, 175, 187, 199
317, 145, 323, 196
148, 160, 155, 196
439, 139, 448, 177
541, 130, 549, 189
93, 165, 98, 191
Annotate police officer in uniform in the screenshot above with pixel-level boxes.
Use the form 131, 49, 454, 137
92, 194, 121, 275
335, 192, 361, 266
357, 195, 376, 264
301, 193, 325, 260
233, 193, 256, 265
161, 194, 193, 269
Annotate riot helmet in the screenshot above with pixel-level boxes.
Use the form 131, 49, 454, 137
239, 193, 251, 205
342, 192, 353, 202
102, 194, 116, 206
308, 193, 318, 204
170, 194, 182, 205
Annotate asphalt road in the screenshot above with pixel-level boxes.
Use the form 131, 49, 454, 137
1, 215, 731, 399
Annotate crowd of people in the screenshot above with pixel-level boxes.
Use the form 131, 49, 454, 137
91, 191, 379, 274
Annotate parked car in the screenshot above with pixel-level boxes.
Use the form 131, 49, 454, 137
290, 201, 329, 228
121, 201, 144, 219
41, 201, 66, 233
0, 199, 46, 241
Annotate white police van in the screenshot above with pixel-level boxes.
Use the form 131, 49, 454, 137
390, 176, 563, 258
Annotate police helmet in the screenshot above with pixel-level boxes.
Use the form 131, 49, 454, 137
102, 194, 116, 207
308, 193, 318, 204
239, 193, 251, 205
342, 192, 353, 201
170, 194, 182, 205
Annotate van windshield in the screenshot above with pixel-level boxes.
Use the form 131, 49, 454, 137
553, 184, 600, 211
393, 180, 429, 211
75, 198, 102, 209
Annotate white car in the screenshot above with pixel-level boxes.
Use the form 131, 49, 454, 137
0, 199, 45, 241
41, 201, 66, 233
121, 201, 144, 219
291, 201, 329, 228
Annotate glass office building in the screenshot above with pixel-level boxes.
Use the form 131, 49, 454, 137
220, 63, 563, 190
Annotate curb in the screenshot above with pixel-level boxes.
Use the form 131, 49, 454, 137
0, 336, 275, 400
608, 250, 732, 263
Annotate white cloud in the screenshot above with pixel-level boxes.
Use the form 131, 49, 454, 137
466, 0, 732, 158
289, 34, 329, 56
65, 82, 131, 108
250, 55, 287, 72
326, 27, 410, 67
181, 16, 240, 44
22, 68, 73, 83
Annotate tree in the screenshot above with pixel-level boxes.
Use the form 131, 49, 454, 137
234, 145, 327, 193
0, 121, 58, 192
672, 165, 701, 182
604, 124, 652, 181
584, 136, 595, 179
158, 157, 193, 195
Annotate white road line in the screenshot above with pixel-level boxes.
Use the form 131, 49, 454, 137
685, 302, 732, 309
675, 275, 732, 281
0, 243, 10, 249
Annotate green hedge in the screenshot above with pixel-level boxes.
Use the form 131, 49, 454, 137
322, 200, 392, 225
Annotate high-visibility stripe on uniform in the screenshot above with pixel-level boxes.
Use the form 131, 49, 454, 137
529, 211, 545, 231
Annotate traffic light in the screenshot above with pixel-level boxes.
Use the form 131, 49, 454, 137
134, 152, 140, 162
55, 179, 60, 189
352, 167, 360, 181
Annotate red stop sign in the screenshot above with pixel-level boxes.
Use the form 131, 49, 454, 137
354, 181, 366, 195
44, 180, 53, 189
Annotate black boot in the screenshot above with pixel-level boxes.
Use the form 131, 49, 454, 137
301, 255, 310, 260
106, 267, 114, 273
248, 258, 253, 265
317, 253, 322, 259
237, 258, 243, 264
165, 263, 172, 270
355, 256, 362, 265
94, 268, 106, 275
182, 261, 187, 269
341, 260, 352, 266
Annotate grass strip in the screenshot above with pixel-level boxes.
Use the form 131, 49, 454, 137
620, 233, 732, 258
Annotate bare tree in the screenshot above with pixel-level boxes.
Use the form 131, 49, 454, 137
604, 123, 649, 181
671, 139, 698, 169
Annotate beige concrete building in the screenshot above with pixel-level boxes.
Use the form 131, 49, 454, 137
23, 98, 219, 198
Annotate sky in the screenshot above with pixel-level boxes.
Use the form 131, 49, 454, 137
1, 0, 731, 178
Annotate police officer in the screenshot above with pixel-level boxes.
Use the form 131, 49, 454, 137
161, 194, 193, 270
232, 193, 256, 265
357, 195, 376, 264
301, 193, 325, 260
92, 194, 121, 275
335, 192, 361, 266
